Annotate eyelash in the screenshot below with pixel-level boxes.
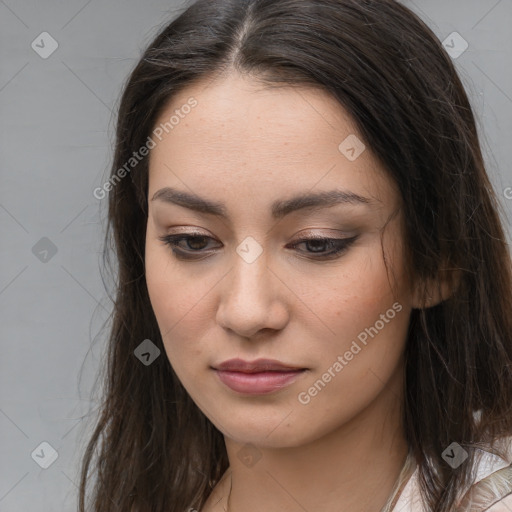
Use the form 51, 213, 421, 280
157, 233, 358, 261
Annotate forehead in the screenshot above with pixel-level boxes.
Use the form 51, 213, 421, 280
152, 73, 357, 157
147, 73, 399, 211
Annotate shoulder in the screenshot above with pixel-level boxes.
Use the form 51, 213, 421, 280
457, 442, 512, 512
393, 436, 512, 512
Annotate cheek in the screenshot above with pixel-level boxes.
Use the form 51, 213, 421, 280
291, 273, 409, 443
145, 245, 195, 352
145, 246, 178, 332
145, 233, 204, 326
144, 240, 220, 381
312, 247, 408, 338
297, 242, 411, 391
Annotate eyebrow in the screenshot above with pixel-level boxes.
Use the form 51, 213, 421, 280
151, 187, 372, 219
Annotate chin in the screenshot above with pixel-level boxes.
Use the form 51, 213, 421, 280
206, 406, 320, 449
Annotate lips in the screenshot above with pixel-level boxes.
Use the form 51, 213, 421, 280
214, 358, 305, 373
212, 358, 307, 394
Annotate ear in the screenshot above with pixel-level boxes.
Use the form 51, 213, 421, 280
411, 266, 460, 309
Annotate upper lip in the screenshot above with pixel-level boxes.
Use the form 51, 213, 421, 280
213, 358, 306, 373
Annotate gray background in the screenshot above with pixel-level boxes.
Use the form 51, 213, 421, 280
0, 1, 511, 510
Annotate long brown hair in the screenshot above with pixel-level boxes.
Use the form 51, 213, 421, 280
78, 1, 512, 510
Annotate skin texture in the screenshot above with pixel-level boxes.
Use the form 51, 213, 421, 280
145, 73, 425, 512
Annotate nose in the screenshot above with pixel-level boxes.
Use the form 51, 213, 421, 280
215, 249, 290, 339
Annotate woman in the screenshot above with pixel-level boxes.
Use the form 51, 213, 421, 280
79, 0, 512, 510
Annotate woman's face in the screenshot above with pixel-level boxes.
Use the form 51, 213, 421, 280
145, 72, 416, 448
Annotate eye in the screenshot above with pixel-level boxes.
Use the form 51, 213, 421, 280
287, 236, 358, 260
158, 233, 358, 261
158, 234, 220, 260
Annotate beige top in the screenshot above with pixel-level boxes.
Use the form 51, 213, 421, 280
393, 437, 512, 511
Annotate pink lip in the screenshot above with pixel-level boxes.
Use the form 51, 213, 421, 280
212, 358, 307, 394
214, 358, 304, 372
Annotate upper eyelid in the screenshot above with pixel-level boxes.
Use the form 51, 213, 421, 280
162, 226, 355, 238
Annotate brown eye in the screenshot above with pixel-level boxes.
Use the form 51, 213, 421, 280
158, 234, 220, 260
288, 236, 358, 260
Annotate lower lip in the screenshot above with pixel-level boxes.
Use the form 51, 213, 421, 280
215, 369, 306, 394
